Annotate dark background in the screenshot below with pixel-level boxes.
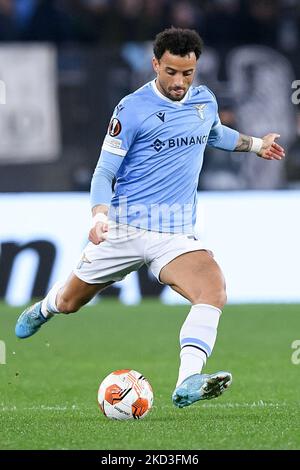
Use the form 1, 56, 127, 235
0, 0, 300, 192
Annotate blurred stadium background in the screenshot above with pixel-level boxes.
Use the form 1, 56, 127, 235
1, 0, 300, 452
1, 0, 300, 305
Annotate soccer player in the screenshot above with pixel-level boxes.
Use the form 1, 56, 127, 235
15, 28, 285, 408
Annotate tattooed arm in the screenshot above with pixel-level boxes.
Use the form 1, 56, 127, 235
234, 134, 252, 152
207, 122, 285, 160
234, 133, 285, 160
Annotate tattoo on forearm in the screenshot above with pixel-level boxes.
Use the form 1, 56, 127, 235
234, 134, 252, 152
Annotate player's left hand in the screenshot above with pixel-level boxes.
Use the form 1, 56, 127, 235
257, 133, 285, 160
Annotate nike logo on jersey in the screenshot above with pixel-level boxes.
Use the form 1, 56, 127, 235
156, 112, 165, 122
194, 104, 206, 120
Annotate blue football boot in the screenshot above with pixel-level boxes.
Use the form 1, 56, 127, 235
15, 301, 50, 339
172, 371, 232, 408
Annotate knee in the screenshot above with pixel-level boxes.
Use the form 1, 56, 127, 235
56, 295, 80, 314
214, 287, 227, 310
193, 286, 227, 310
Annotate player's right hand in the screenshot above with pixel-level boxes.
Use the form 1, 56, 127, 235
88, 221, 109, 245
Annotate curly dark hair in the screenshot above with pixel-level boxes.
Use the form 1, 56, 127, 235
153, 28, 203, 60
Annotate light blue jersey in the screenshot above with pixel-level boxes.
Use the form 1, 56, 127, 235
91, 80, 239, 233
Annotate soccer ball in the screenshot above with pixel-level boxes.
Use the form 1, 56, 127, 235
97, 369, 153, 420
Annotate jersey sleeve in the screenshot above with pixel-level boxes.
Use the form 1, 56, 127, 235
206, 88, 239, 151
90, 97, 139, 208
101, 97, 139, 157
90, 151, 123, 208
208, 121, 239, 151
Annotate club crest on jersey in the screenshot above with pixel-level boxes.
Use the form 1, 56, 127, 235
77, 253, 92, 270
194, 104, 206, 120
108, 118, 122, 137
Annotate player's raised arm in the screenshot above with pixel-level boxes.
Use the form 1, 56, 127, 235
208, 124, 285, 160
89, 97, 140, 245
234, 133, 286, 160
206, 88, 286, 160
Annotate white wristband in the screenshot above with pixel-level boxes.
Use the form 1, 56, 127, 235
250, 137, 263, 153
92, 212, 108, 226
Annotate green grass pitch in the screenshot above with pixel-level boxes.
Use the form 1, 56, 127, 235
0, 300, 300, 450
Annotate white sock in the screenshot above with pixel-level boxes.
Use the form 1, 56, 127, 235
177, 348, 206, 387
41, 282, 63, 318
176, 303, 221, 387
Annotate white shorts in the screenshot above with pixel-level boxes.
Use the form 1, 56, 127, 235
74, 222, 209, 285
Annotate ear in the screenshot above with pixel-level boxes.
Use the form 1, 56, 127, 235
152, 57, 159, 74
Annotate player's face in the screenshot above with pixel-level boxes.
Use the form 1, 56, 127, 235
152, 51, 197, 101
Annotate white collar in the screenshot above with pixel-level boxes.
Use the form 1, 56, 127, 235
151, 79, 190, 105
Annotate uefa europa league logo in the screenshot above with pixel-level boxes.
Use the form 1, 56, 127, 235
0, 80, 6, 104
